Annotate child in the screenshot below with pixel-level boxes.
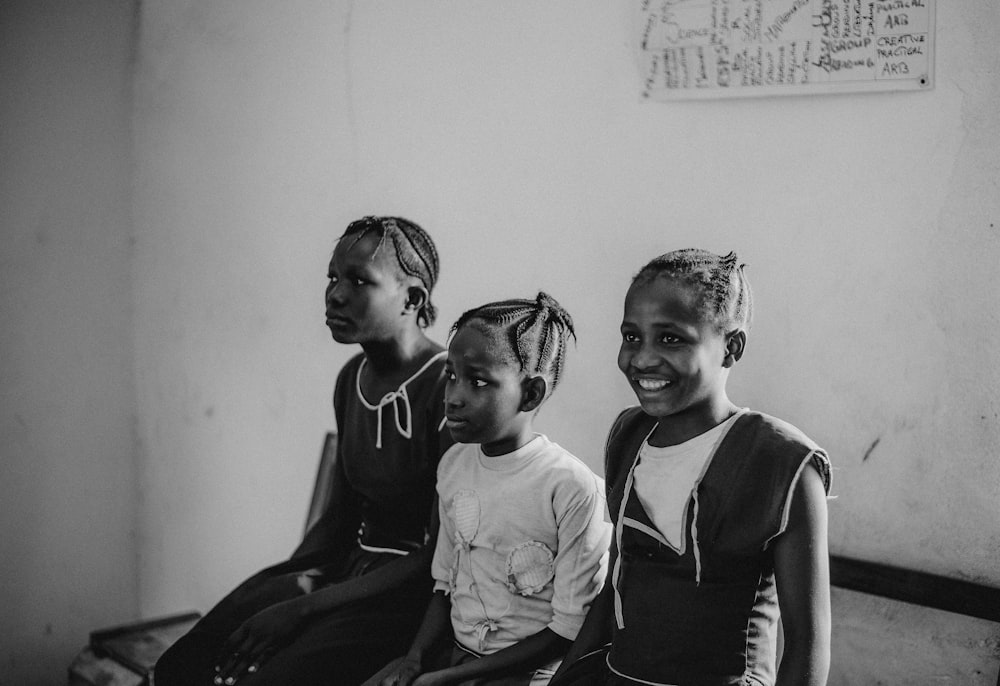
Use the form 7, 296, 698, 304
552, 250, 831, 686
155, 216, 453, 686
371, 293, 612, 686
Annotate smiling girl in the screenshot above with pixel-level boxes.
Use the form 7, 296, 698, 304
370, 293, 611, 686
553, 249, 832, 686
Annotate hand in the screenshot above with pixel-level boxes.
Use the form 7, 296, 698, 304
379, 656, 422, 686
214, 601, 305, 684
412, 671, 452, 686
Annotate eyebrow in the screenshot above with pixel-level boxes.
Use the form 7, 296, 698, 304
621, 318, 684, 328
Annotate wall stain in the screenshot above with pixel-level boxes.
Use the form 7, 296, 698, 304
862, 437, 881, 462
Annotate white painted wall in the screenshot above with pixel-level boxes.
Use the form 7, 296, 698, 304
0, 1, 139, 683
134, 4, 1000, 618
3, 0, 997, 681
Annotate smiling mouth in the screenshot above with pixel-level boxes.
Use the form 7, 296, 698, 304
635, 378, 672, 392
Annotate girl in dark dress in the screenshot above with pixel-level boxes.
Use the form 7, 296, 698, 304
155, 216, 453, 686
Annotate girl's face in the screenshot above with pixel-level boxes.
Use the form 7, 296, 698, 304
325, 232, 409, 345
618, 276, 732, 426
444, 325, 534, 456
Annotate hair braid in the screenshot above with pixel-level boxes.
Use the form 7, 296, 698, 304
633, 248, 753, 332
451, 292, 576, 400
339, 215, 440, 327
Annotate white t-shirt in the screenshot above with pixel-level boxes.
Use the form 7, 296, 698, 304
432, 435, 612, 654
633, 411, 744, 552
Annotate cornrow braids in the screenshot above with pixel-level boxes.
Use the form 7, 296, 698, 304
340, 216, 440, 327
451, 292, 577, 398
633, 248, 753, 332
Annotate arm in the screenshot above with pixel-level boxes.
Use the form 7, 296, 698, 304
416, 628, 570, 686
291, 449, 358, 560
378, 591, 453, 686
293, 537, 435, 615
773, 464, 831, 686
550, 577, 613, 682
552, 424, 623, 684
218, 504, 441, 682
294, 367, 360, 560
298, 499, 442, 617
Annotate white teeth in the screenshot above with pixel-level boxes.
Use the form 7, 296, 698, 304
637, 379, 670, 391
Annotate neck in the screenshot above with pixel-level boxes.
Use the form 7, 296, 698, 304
360, 327, 439, 376
650, 393, 738, 447
481, 419, 536, 457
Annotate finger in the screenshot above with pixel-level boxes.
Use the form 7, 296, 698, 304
219, 625, 246, 659
227, 648, 258, 684
214, 652, 238, 683
229, 638, 277, 684
216, 635, 259, 684
214, 652, 245, 686
245, 644, 277, 677
216, 628, 248, 677
222, 645, 263, 684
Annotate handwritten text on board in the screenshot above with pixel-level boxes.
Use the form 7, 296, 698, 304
637, 0, 935, 99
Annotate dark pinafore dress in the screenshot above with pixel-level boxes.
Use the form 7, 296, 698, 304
603, 407, 830, 686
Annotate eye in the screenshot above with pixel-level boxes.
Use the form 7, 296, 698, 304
472, 378, 488, 388
353, 277, 367, 286
445, 370, 456, 382
621, 331, 639, 344
660, 333, 683, 345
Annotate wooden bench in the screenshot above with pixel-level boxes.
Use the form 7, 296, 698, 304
71, 433, 341, 686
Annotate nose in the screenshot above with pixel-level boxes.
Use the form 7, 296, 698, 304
444, 382, 464, 411
326, 280, 345, 308
630, 341, 659, 371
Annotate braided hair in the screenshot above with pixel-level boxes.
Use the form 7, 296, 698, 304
451, 292, 576, 398
633, 249, 753, 332
339, 216, 440, 327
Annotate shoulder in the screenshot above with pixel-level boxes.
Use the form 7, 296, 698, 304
538, 436, 601, 482
532, 437, 605, 511
738, 411, 821, 447
410, 350, 449, 396
733, 411, 831, 494
607, 405, 654, 438
437, 442, 474, 478
604, 406, 656, 480
334, 352, 366, 387
333, 352, 366, 405
605, 406, 656, 451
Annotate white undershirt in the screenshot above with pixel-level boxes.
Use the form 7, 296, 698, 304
633, 411, 744, 552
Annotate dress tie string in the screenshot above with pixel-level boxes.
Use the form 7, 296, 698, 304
371, 385, 413, 450
474, 619, 499, 654
356, 351, 446, 450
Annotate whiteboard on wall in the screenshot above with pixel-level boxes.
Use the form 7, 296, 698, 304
636, 0, 935, 100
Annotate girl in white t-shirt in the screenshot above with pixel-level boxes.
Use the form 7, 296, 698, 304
370, 292, 612, 686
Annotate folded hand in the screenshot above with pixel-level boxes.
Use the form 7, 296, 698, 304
214, 600, 305, 684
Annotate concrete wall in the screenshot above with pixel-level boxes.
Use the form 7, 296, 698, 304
2, 0, 997, 681
0, 1, 139, 683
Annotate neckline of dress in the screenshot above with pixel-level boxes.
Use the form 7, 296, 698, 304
355, 350, 446, 410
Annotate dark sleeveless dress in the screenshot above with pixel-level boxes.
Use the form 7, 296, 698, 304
154, 352, 451, 686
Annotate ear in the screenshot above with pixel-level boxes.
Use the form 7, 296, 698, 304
520, 375, 548, 413
402, 284, 428, 316
723, 330, 746, 368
